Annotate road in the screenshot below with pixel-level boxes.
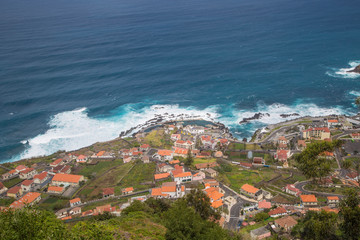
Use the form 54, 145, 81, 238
294, 181, 344, 198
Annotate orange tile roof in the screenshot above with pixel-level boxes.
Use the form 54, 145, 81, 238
123, 187, 134, 192
174, 147, 188, 155
151, 188, 167, 197
300, 194, 317, 203
269, 207, 287, 216
21, 180, 34, 186
328, 119, 338, 123
161, 185, 176, 193
158, 150, 173, 156
51, 159, 63, 166
211, 200, 223, 208
78, 155, 87, 160
170, 160, 180, 164
10, 192, 41, 209
15, 165, 27, 171
61, 216, 72, 220
140, 144, 150, 148
96, 151, 105, 156
204, 187, 218, 194
154, 173, 170, 180
48, 186, 64, 192
7, 186, 21, 194
34, 171, 48, 180
174, 172, 192, 178
327, 196, 339, 201
208, 191, 224, 202
20, 168, 35, 174
241, 184, 259, 194
52, 173, 83, 183
70, 198, 81, 204
103, 188, 114, 195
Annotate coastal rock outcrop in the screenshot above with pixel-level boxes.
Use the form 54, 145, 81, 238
280, 113, 300, 118
347, 64, 360, 74
239, 113, 270, 124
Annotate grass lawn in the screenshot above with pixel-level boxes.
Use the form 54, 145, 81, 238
193, 158, 217, 165
0, 198, 15, 207
219, 167, 262, 193
3, 177, 23, 188
77, 159, 123, 178
240, 217, 274, 234
39, 197, 68, 212
228, 143, 245, 150
305, 184, 360, 195
0, 168, 7, 175
120, 162, 156, 190
144, 130, 166, 147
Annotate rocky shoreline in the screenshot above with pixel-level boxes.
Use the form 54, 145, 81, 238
347, 64, 360, 74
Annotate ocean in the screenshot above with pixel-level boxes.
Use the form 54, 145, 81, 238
1, 0, 360, 162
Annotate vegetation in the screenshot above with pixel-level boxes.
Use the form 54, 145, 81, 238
185, 148, 194, 167
119, 162, 156, 190
3, 177, 23, 188
294, 140, 341, 181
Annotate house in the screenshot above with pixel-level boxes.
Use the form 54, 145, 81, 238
185, 125, 205, 135
204, 187, 224, 209
300, 194, 318, 206
257, 200, 271, 209
174, 140, 194, 149
214, 151, 223, 158
274, 150, 291, 162
173, 172, 192, 184
240, 162, 252, 169
154, 173, 170, 181
297, 140, 307, 150
92, 151, 115, 159
171, 165, 184, 176
10, 192, 41, 209
204, 179, 220, 188
76, 155, 88, 163
268, 207, 287, 218
51, 173, 84, 187
169, 159, 180, 165
142, 155, 150, 163
195, 162, 219, 170
252, 157, 265, 166
59, 165, 71, 174
2, 169, 19, 180
82, 210, 94, 217
303, 127, 331, 140
153, 150, 173, 161
250, 226, 271, 239
192, 171, 206, 181
284, 184, 301, 196
151, 182, 185, 199
123, 156, 132, 163
171, 134, 181, 141
240, 184, 263, 200
319, 151, 334, 159
140, 144, 150, 152
327, 196, 339, 206
69, 198, 82, 207
327, 119, 341, 128
103, 188, 115, 198
274, 216, 298, 232
18, 168, 37, 179
69, 207, 82, 216
15, 165, 27, 173
351, 133, 360, 139
50, 159, 63, 167
33, 171, 49, 184
159, 164, 175, 173
0, 182, 8, 194
204, 168, 218, 178
51, 165, 71, 174
7, 186, 23, 198
122, 187, 134, 195
48, 186, 65, 194
21, 180, 34, 192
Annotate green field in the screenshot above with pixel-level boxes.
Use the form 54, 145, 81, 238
76, 159, 123, 178
120, 162, 156, 190
39, 197, 68, 212
193, 158, 217, 165
3, 177, 23, 188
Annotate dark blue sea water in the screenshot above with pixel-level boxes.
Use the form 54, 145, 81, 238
1, 0, 360, 162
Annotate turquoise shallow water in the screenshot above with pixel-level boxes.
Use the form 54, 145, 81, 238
0, 0, 360, 162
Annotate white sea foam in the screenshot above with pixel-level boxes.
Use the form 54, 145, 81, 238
11, 101, 352, 162
326, 61, 360, 79
13, 104, 219, 161
349, 90, 360, 97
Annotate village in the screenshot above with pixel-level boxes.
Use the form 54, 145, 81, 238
1, 114, 360, 239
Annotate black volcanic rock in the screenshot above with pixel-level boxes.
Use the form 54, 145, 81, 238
348, 64, 360, 74
280, 113, 300, 118
239, 113, 270, 124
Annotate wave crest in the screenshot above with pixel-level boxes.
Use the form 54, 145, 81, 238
326, 61, 360, 79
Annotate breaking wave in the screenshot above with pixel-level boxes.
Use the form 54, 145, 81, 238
12, 101, 352, 162
326, 61, 360, 79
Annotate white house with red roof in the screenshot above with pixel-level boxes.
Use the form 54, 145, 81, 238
151, 182, 185, 199
15, 165, 27, 173
76, 155, 88, 163
69, 198, 82, 207
174, 140, 194, 149
153, 150, 173, 161
284, 184, 301, 196
327, 119, 341, 128
2, 169, 19, 180
171, 134, 181, 141
274, 150, 291, 162
140, 144, 150, 151
33, 171, 49, 184
50, 159, 64, 167
19, 168, 37, 179
21, 180, 34, 192
173, 172, 192, 184
0, 182, 8, 194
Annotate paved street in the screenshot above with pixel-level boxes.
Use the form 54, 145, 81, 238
294, 181, 344, 198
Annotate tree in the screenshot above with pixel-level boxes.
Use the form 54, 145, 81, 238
294, 141, 340, 181
185, 189, 220, 220
185, 147, 194, 166
342, 159, 352, 169
291, 210, 338, 240
0, 207, 71, 240
254, 212, 269, 222
339, 188, 360, 240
